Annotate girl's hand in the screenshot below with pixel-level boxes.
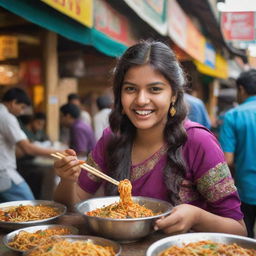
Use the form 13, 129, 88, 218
54, 149, 82, 182
154, 204, 200, 235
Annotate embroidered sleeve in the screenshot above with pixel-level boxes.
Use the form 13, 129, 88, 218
196, 162, 236, 202
183, 125, 243, 220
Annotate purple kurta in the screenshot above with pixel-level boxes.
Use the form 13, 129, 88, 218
78, 120, 243, 221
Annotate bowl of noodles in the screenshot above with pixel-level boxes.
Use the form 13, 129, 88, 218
75, 195, 172, 243
146, 232, 256, 256
3, 224, 78, 253
75, 180, 172, 243
0, 200, 67, 230
23, 235, 121, 256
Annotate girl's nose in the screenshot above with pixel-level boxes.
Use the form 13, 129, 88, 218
135, 90, 150, 105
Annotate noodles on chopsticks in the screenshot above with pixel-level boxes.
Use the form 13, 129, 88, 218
8, 227, 73, 251
158, 240, 256, 256
86, 179, 157, 218
0, 205, 60, 222
26, 237, 115, 256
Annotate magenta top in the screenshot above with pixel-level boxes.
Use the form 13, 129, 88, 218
78, 120, 243, 221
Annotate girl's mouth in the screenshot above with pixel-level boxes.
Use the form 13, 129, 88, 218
134, 110, 154, 116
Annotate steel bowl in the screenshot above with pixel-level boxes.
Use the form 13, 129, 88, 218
0, 200, 67, 230
2, 224, 79, 253
75, 196, 172, 243
23, 235, 121, 256
146, 232, 256, 256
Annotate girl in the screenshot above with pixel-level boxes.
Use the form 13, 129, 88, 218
54, 40, 246, 236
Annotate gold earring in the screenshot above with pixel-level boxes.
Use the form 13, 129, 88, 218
170, 103, 176, 117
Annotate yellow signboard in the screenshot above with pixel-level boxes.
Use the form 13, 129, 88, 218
33, 84, 45, 108
194, 54, 228, 79
41, 0, 93, 27
0, 36, 18, 61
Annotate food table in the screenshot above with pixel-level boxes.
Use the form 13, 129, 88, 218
0, 213, 167, 256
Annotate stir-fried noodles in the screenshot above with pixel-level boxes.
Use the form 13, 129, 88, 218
87, 179, 157, 218
8, 227, 73, 251
26, 237, 116, 256
0, 205, 60, 222
158, 240, 256, 256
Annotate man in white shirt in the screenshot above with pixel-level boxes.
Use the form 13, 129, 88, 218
93, 95, 112, 141
0, 87, 57, 202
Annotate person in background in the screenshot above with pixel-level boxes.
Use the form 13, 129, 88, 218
19, 112, 49, 142
184, 93, 211, 129
68, 93, 92, 126
219, 69, 256, 238
53, 40, 246, 236
93, 95, 112, 141
60, 103, 95, 159
0, 87, 57, 202
17, 112, 51, 199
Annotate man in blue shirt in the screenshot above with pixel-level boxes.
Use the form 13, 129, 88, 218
184, 93, 211, 129
219, 69, 256, 238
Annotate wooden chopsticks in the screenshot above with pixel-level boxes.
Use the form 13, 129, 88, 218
51, 152, 119, 186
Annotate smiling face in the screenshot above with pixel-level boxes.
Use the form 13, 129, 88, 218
121, 64, 175, 133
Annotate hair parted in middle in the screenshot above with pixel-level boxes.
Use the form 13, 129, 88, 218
105, 40, 188, 203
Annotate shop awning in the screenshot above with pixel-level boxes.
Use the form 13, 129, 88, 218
0, 0, 128, 57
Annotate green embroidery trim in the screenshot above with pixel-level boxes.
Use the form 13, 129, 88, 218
131, 146, 168, 181
197, 162, 236, 202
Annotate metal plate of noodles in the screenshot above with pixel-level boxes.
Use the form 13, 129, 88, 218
3, 224, 78, 253
146, 232, 256, 256
0, 200, 66, 230
23, 235, 121, 256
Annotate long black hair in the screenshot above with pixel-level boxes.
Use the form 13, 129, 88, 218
105, 40, 188, 203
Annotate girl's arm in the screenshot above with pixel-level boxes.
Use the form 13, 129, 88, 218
155, 204, 247, 236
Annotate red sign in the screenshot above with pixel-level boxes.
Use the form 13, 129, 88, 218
94, 0, 135, 46
221, 12, 255, 41
20, 60, 42, 86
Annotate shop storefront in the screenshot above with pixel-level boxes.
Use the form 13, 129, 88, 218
0, 0, 133, 140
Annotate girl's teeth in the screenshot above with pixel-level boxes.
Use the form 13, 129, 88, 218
135, 110, 152, 115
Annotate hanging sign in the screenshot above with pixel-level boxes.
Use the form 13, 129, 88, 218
204, 42, 216, 69
168, 0, 187, 50
123, 0, 167, 35
186, 19, 205, 63
0, 36, 18, 60
221, 12, 255, 41
41, 0, 93, 27
94, 0, 135, 46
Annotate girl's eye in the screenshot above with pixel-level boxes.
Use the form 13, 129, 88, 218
123, 86, 136, 93
150, 87, 162, 93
